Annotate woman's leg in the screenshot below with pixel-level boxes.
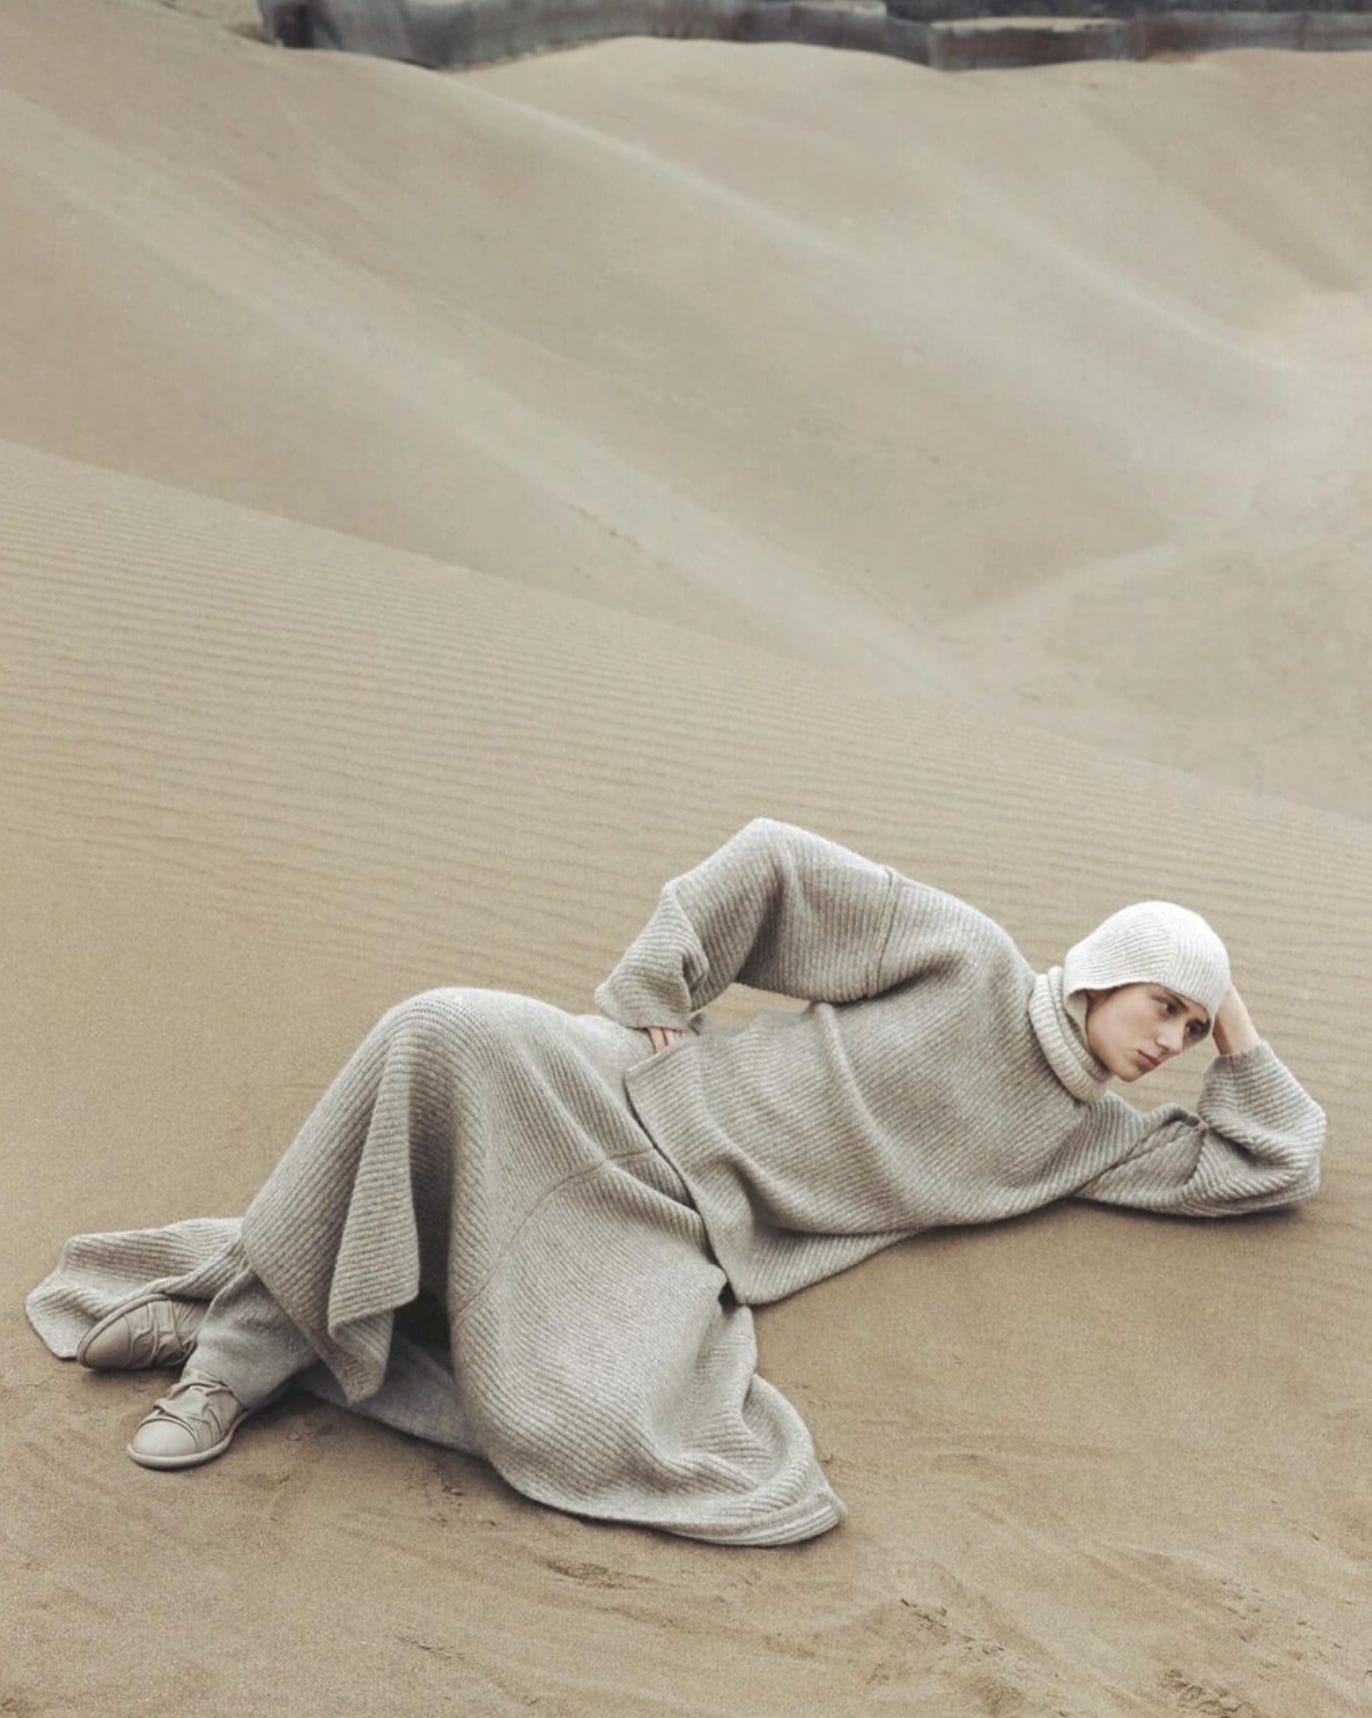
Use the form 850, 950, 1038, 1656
186, 1237, 317, 1410
126, 1237, 318, 1468
123, 987, 483, 1467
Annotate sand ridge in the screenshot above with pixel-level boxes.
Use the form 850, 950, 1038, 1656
2, 0, 1369, 809
3, 2, 1370, 1713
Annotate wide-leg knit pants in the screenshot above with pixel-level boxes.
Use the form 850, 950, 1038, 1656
27, 989, 843, 1546
185, 1236, 316, 1409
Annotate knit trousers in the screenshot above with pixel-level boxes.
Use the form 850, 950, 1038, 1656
189, 1236, 316, 1410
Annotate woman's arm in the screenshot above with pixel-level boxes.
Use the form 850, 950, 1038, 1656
594, 818, 901, 1030
1211, 984, 1261, 1057
1074, 991, 1326, 1217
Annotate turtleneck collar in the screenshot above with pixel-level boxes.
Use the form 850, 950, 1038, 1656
1028, 965, 1113, 1104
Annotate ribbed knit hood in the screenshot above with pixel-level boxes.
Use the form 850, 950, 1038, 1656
1063, 900, 1231, 1031
1029, 900, 1232, 1103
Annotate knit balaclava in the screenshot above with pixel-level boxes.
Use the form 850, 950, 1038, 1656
1029, 901, 1231, 1103
1062, 901, 1231, 1034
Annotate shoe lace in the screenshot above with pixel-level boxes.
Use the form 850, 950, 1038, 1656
146, 1375, 240, 1443
135, 1297, 202, 1367
169, 1297, 203, 1351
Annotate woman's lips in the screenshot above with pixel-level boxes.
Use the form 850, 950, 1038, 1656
1137, 1050, 1159, 1070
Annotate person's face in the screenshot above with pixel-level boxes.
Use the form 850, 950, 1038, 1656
1083, 983, 1210, 1081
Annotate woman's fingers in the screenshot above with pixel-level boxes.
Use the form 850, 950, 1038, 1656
644, 1025, 687, 1052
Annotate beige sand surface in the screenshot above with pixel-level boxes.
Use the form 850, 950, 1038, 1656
3, 3, 1369, 1713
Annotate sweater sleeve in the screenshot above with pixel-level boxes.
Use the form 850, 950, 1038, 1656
1073, 1040, 1326, 1217
592, 818, 901, 1029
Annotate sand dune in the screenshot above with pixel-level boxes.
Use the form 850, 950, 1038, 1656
4, 2, 1370, 1714
2, 0, 1369, 809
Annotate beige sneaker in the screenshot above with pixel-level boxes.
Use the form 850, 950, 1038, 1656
127, 1372, 266, 1470
77, 1293, 206, 1371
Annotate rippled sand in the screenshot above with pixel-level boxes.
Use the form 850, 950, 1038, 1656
3, 3, 1368, 1713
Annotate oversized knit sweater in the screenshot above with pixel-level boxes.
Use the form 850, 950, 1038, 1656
593, 818, 1327, 1305
25, 816, 1328, 1548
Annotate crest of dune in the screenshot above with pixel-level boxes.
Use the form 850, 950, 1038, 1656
2, 2, 1368, 1714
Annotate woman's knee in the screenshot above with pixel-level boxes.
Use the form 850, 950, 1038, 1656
375, 987, 526, 1058
380, 986, 477, 1031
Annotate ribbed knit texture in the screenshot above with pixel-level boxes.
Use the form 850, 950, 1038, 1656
26, 817, 1325, 1547
1028, 964, 1113, 1103
187, 1236, 318, 1410
27, 994, 843, 1547
594, 819, 1326, 1305
1062, 899, 1232, 1026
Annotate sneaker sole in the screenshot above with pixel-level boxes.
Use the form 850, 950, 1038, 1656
126, 1414, 245, 1470
76, 1291, 201, 1371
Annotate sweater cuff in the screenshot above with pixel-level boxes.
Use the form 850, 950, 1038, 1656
593, 975, 693, 1032
1203, 1038, 1325, 1137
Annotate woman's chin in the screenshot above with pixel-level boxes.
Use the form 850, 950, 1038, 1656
1087, 1039, 1141, 1081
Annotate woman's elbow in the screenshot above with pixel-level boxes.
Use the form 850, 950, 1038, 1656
1287, 1154, 1322, 1206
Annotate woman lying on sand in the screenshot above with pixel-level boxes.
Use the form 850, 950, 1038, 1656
27, 818, 1326, 1545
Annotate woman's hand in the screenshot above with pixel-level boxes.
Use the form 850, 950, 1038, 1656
1212, 984, 1261, 1057
644, 1025, 688, 1054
